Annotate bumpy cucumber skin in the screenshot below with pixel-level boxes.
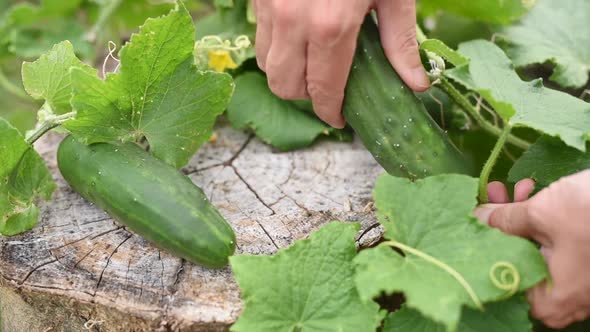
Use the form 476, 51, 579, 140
344, 17, 469, 179
58, 136, 236, 268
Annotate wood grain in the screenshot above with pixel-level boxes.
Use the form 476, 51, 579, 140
0, 124, 384, 332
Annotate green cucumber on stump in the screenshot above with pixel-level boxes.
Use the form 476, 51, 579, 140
344, 16, 469, 179
58, 136, 236, 268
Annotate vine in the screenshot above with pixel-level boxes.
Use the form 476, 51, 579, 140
478, 125, 512, 203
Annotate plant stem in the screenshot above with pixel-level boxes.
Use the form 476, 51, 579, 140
439, 78, 530, 150
0, 67, 28, 101
382, 240, 484, 310
479, 125, 512, 203
25, 111, 76, 145
87, 0, 123, 42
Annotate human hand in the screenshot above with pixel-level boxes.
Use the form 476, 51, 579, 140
252, 0, 430, 128
474, 170, 590, 328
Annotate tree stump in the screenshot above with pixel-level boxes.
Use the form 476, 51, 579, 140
0, 124, 384, 332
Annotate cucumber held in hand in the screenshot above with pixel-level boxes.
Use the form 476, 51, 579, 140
58, 136, 236, 268
344, 16, 469, 179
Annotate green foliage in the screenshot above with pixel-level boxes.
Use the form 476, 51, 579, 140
354, 174, 546, 330
230, 222, 383, 332
419, 0, 534, 25
63, 5, 234, 169
446, 40, 590, 151
228, 72, 348, 151
0, 0, 92, 60
22, 41, 94, 115
384, 297, 532, 332
509, 136, 590, 188
0, 118, 55, 235
503, 0, 590, 89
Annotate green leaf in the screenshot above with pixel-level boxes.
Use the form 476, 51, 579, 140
354, 174, 546, 331
419, 0, 534, 25
503, 0, 590, 89
420, 39, 469, 67
445, 40, 590, 151
22, 41, 94, 115
0, 118, 55, 236
228, 72, 342, 151
63, 4, 234, 168
383, 296, 532, 332
509, 136, 590, 188
230, 222, 382, 332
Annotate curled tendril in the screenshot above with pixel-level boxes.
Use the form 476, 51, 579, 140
195, 35, 252, 52
489, 262, 520, 299
102, 41, 121, 77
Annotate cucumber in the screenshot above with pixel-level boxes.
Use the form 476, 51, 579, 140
343, 16, 469, 179
57, 136, 236, 268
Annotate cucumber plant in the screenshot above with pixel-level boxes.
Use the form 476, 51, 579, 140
1, 3, 238, 267
2, 0, 590, 331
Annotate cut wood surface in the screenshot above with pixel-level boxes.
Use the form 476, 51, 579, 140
0, 124, 384, 332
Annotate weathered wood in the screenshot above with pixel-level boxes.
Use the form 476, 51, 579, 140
0, 124, 384, 332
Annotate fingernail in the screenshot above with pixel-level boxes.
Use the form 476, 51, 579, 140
413, 68, 430, 90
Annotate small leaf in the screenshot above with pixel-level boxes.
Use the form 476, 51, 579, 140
22, 41, 95, 115
446, 40, 590, 151
503, 0, 590, 89
64, 4, 234, 168
230, 222, 382, 332
509, 136, 590, 188
383, 296, 532, 332
354, 174, 546, 330
420, 39, 469, 67
228, 72, 346, 151
0, 118, 55, 236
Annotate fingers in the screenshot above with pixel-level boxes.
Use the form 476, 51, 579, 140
265, 1, 309, 99
376, 0, 430, 91
473, 203, 505, 224
305, 4, 367, 128
514, 179, 535, 202
487, 181, 510, 203
254, 0, 272, 71
488, 201, 542, 240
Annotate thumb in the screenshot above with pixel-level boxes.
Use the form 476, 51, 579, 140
376, 0, 430, 91
488, 201, 539, 240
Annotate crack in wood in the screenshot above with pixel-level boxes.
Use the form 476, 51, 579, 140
93, 234, 133, 296
20, 258, 59, 285
230, 165, 276, 215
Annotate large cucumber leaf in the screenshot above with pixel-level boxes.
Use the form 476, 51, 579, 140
230, 222, 383, 332
503, 0, 590, 89
446, 40, 590, 151
55, 4, 234, 169
354, 174, 546, 331
509, 136, 590, 188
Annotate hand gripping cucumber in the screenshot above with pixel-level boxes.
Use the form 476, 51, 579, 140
344, 16, 469, 179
